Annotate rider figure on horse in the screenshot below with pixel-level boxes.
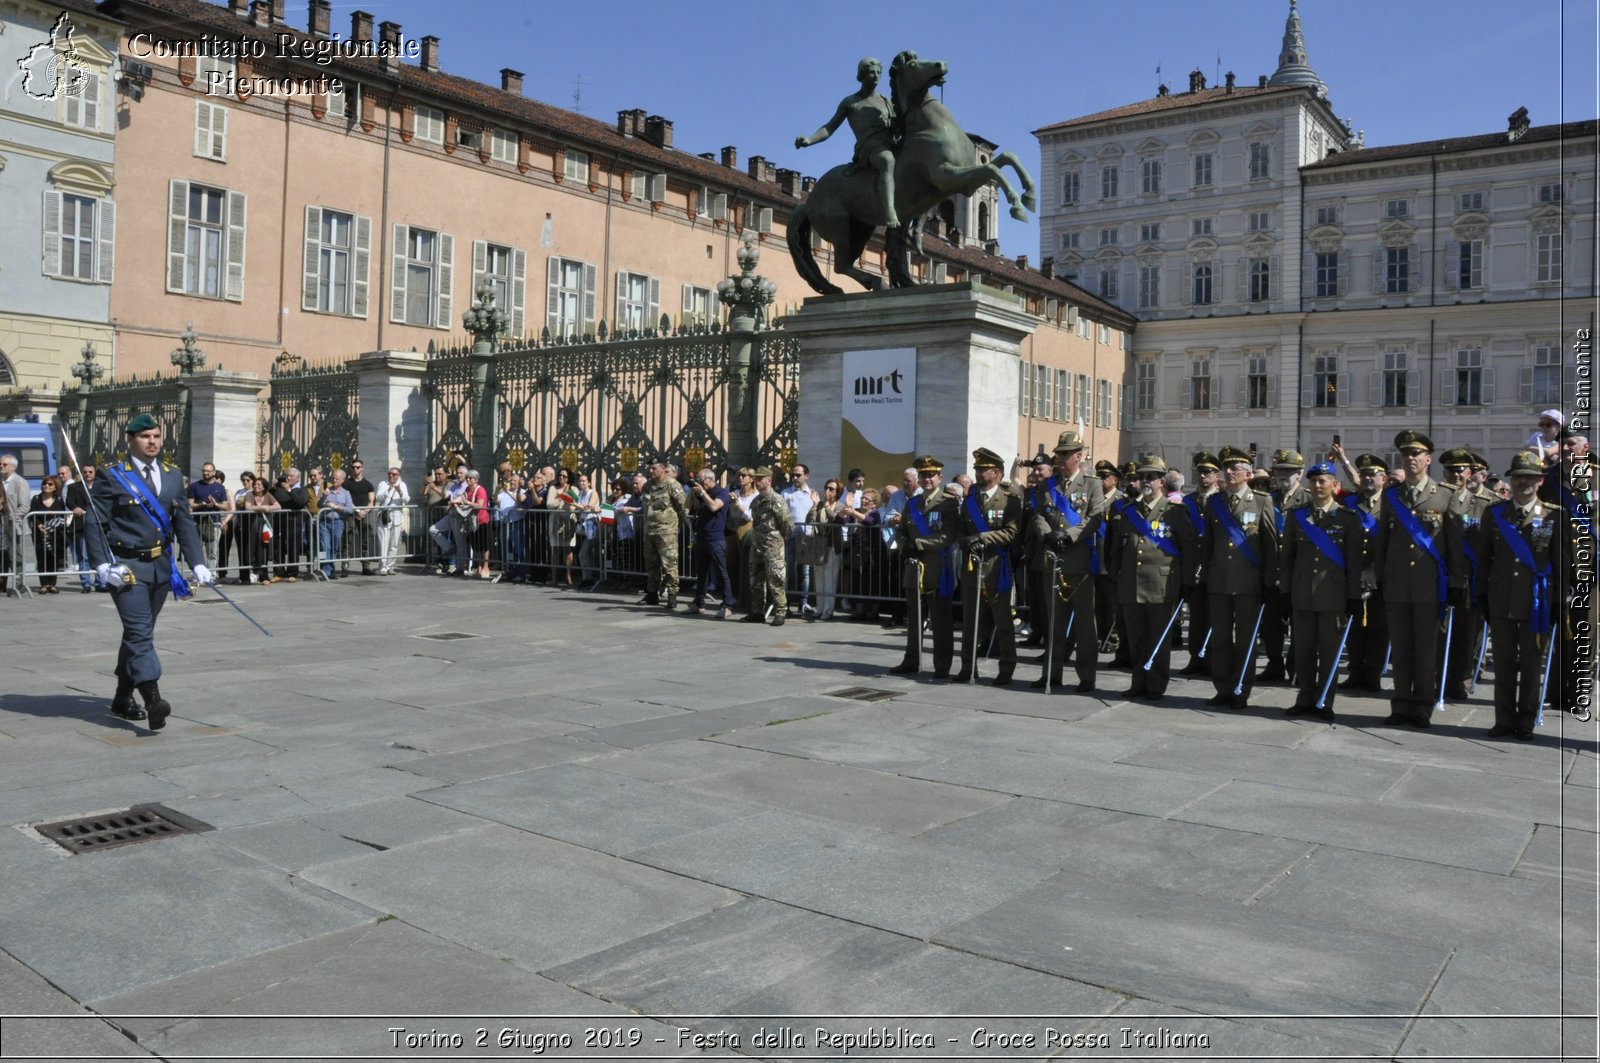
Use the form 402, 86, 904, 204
795, 57, 901, 228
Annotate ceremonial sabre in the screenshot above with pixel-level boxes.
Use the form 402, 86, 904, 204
1196, 623, 1212, 661
911, 556, 925, 675
1145, 599, 1185, 671
200, 578, 272, 636
59, 434, 133, 588
1468, 619, 1489, 695
968, 543, 982, 685
1043, 554, 1058, 694
1434, 605, 1455, 712
1233, 603, 1266, 697
1315, 616, 1356, 710
1535, 631, 1558, 728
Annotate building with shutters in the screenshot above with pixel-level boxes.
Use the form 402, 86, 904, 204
1035, 0, 1595, 470
0, 0, 122, 391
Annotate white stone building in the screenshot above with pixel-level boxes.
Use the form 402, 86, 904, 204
1034, 0, 1596, 471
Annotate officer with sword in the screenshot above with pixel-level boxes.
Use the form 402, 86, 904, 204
1279, 462, 1366, 722
1106, 453, 1197, 702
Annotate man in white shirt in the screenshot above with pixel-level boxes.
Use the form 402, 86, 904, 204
780, 462, 819, 615
374, 467, 410, 575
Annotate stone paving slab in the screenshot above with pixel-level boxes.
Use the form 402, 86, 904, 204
582, 738, 790, 784
1395, 948, 1598, 1061
1173, 779, 1535, 874
301, 796, 486, 850
389, 734, 610, 784
1385, 762, 1599, 832
933, 868, 1447, 1055
904, 748, 1229, 818
1116, 732, 1413, 796
1080, 998, 1385, 1059
1298, 717, 1579, 782
0, 770, 191, 826
298, 825, 741, 969
0, 950, 156, 1058
1513, 822, 1600, 891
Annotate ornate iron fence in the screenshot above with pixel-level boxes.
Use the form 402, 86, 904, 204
263, 353, 359, 476
60, 374, 188, 468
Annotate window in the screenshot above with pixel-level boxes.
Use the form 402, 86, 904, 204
1246, 354, 1269, 409
1136, 359, 1156, 412
474, 242, 525, 333
1536, 233, 1563, 284
43, 191, 113, 283
1140, 158, 1162, 195
1189, 357, 1212, 410
1098, 268, 1119, 301
681, 284, 715, 328
1138, 264, 1160, 308
1527, 343, 1564, 405
1060, 231, 1080, 250
1054, 368, 1070, 421
302, 207, 373, 317
1032, 364, 1050, 418
326, 80, 348, 118
194, 101, 227, 160
392, 225, 454, 328
1120, 383, 1134, 430
1192, 153, 1213, 188
564, 149, 589, 184
1538, 183, 1564, 204
1385, 199, 1409, 218
1075, 373, 1091, 424
1250, 211, 1271, 231
1453, 348, 1486, 406
194, 53, 234, 85
1314, 252, 1339, 297
615, 270, 660, 333
630, 172, 648, 201
1456, 239, 1483, 289
1099, 227, 1120, 247
1191, 263, 1213, 305
489, 129, 517, 164
62, 69, 102, 131
1101, 165, 1118, 199
1314, 206, 1339, 226
1139, 223, 1161, 242
1385, 247, 1410, 294
1191, 218, 1212, 237
414, 106, 444, 145
1097, 379, 1113, 428
1249, 142, 1270, 180
166, 180, 244, 301
456, 126, 482, 152
1380, 348, 1410, 407
1097, 323, 1110, 345
1312, 353, 1339, 407
695, 186, 711, 217
1061, 171, 1080, 205
1249, 258, 1270, 302
1458, 191, 1484, 212
545, 256, 596, 337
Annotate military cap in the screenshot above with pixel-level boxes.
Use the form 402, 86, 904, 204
1193, 451, 1220, 471
1135, 452, 1168, 476
752, 465, 773, 479
971, 447, 1004, 470
1394, 429, 1434, 454
1305, 461, 1338, 478
125, 412, 159, 435
1506, 450, 1546, 478
1469, 451, 1490, 471
913, 454, 944, 474
1217, 445, 1253, 468
1354, 453, 1389, 473
1120, 460, 1139, 480
1094, 459, 1119, 478
1438, 447, 1474, 469
1053, 429, 1086, 453
1270, 448, 1304, 470
1031, 453, 1054, 468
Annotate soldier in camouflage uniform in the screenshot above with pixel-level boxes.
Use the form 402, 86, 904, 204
742, 466, 794, 626
639, 458, 689, 608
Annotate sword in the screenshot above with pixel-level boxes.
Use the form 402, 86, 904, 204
1043, 554, 1057, 694
1315, 615, 1356, 710
1536, 631, 1558, 727
199, 578, 272, 636
968, 542, 982, 685
59, 434, 133, 588
911, 556, 925, 675
1233, 602, 1266, 697
1434, 605, 1455, 712
1145, 598, 1185, 671
1197, 623, 1212, 661
1468, 619, 1489, 695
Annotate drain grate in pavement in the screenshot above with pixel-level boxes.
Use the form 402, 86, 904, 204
824, 686, 902, 703
411, 632, 484, 641
35, 805, 211, 854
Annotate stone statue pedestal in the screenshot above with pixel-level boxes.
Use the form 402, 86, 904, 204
784, 282, 1036, 482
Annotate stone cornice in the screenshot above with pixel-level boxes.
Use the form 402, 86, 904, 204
1302, 141, 1586, 185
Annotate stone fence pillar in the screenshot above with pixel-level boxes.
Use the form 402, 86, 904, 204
182, 371, 264, 481
350, 350, 430, 481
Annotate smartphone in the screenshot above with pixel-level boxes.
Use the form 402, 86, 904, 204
1333, 434, 1342, 445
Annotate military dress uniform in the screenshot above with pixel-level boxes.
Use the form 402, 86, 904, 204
1096, 460, 1129, 664
1203, 446, 1280, 709
890, 456, 960, 678
1261, 450, 1309, 683
1177, 453, 1219, 675
1539, 455, 1596, 716
1106, 456, 1197, 700
640, 469, 689, 607
742, 470, 794, 625
1480, 452, 1575, 738
1338, 455, 1389, 692
955, 448, 1023, 685
87, 415, 207, 730
1279, 469, 1366, 719
1441, 448, 1494, 700
1027, 432, 1107, 691
1372, 431, 1466, 727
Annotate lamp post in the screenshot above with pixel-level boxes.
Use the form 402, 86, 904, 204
69, 341, 104, 460
462, 286, 508, 465
170, 321, 207, 375
717, 232, 779, 467
169, 322, 206, 473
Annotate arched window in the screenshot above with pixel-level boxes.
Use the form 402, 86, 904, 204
0, 351, 14, 387
977, 202, 990, 242
938, 199, 956, 230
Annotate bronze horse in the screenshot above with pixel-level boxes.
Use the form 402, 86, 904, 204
787, 51, 1037, 296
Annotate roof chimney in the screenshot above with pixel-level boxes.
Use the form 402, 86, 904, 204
1224, 70, 1235, 93
720, 145, 737, 169
616, 108, 645, 136
1188, 69, 1206, 93
697, 152, 715, 162
1507, 106, 1530, 142
1258, 74, 1268, 88
420, 35, 439, 73
308, 0, 330, 36
250, 1, 270, 27
229, 0, 248, 17
500, 68, 523, 94
270, 0, 285, 22
1156, 84, 1169, 97
378, 20, 401, 71
776, 167, 801, 196
984, 238, 1000, 255
1015, 253, 1029, 270
642, 115, 673, 149
1040, 255, 1055, 277
749, 156, 776, 183
351, 10, 373, 42
801, 175, 816, 195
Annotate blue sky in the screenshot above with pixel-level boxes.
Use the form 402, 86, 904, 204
361, 0, 1596, 256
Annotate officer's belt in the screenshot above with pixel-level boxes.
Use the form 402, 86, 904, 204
112, 542, 165, 560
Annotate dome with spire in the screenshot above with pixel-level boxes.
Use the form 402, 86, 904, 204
1268, 0, 1324, 91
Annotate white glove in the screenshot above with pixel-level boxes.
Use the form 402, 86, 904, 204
192, 564, 215, 586
96, 563, 112, 585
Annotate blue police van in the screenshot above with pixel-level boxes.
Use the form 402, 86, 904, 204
0, 420, 57, 494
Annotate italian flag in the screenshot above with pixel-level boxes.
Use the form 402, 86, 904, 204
599, 502, 616, 525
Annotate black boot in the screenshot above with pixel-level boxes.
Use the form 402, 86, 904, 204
109, 676, 145, 721
136, 680, 170, 731
638, 591, 660, 606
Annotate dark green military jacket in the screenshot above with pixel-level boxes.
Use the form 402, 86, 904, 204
1107, 495, 1197, 604
1480, 497, 1573, 624
1202, 486, 1279, 594
1280, 501, 1365, 612
1023, 468, 1105, 576
1373, 477, 1465, 604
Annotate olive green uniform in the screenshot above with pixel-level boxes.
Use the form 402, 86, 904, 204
1106, 495, 1197, 697
1203, 486, 1279, 707
955, 482, 1022, 680
1280, 501, 1366, 713
896, 487, 960, 675
642, 478, 689, 598
1479, 498, 1573, 735
746, 488, 793, 620
1026, 469, 1106, 687
1373, 478, 1466, 724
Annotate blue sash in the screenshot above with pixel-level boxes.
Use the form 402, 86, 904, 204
1184, 493, 1207, 540
1490, 502, 1553, 635
907, 495, 956, 598
1340, 494, 1377, 536
1123, 502, 1179, 558
105, 464, 193, 600
1556, 484, 1593, 538
1291, 507, 1345, 570
1045, 476, 1099, 572
1207, 492, 1260, 568
1384, 487, 1448, 613
963, 491, 1013, 594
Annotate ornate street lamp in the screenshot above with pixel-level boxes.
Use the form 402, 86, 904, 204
462, 284, 509, 355
70, 341, 104, 391
170, 321, 207, 375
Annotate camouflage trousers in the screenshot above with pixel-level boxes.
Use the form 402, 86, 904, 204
747, 537, 786, 618
643, 529, 678, 594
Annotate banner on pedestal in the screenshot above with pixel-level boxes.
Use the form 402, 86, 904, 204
841, 347, 916, 489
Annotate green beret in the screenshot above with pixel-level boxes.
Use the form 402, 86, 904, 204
125, 413, 159, 435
